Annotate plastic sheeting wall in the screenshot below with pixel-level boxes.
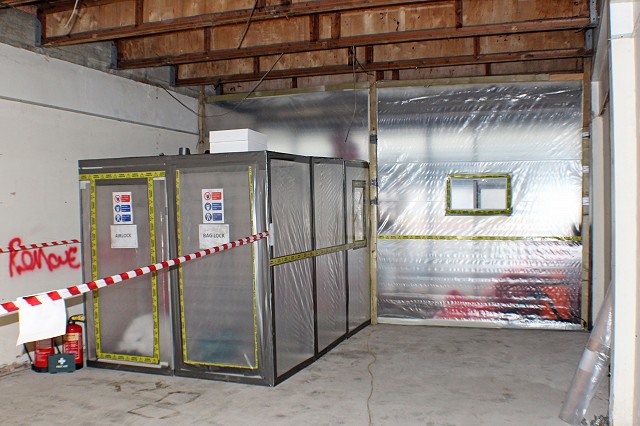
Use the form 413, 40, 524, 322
177, 166, 258, 369
80, 166, 173, 371
206, 90, 368, 161
270, 159, 315, 376
314, 160, 347, 351
346, 164, 371, 331
377, 82, 583, 329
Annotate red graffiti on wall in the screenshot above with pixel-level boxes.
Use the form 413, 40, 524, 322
8, 237, 81, 278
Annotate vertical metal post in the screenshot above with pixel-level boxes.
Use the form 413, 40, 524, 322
582, 59, 593, 328
368, 74, 379, 324
197, 86, 206, 154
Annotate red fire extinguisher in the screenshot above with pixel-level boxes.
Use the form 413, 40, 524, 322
63, 314, 84, 370
30, 338, 55, 373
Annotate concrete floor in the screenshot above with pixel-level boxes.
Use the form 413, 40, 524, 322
0, 324, 609, 425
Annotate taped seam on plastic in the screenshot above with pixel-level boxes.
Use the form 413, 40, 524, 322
80, 171, 166, 181
0, 232, 270, 318
445, 208, 513, 216
377, 235, 582, 241
86, 171, 165, 363
249, 165, 259, 370
269, 240, 367, 267
176, 170, 189, 367
95, 179, 161, 364
0, 239, 80, 254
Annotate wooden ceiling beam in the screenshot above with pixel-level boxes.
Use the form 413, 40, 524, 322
174, 48, 588, 86
39, 0, 441, 45
116, 18, 590, 69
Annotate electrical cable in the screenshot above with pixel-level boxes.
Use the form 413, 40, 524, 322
354, 56, 375, 77
162, 87, 200, 116
161, 52, 284, 151
344, 46, 358, 145
162, 53, 284, 119
366, 326, 377, 426
64, 0, 80, 29
198, 52, 285, 119
237, 0, 259, 49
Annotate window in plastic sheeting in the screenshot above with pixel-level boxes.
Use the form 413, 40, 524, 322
352, 180, 366, 242
446, 173, 512, 215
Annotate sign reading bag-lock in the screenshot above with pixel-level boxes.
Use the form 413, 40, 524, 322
199, 224, 230, 249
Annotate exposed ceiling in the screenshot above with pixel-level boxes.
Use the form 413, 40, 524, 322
1, 0, 595, 94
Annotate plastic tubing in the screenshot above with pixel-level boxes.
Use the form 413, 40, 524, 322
559, 283, 613, 424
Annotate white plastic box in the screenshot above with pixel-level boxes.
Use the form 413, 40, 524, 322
209, 129, 268, 153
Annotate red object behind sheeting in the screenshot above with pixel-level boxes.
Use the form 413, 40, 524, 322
435, 291, 497, 320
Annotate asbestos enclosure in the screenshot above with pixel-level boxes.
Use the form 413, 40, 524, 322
79, 152, 370, 385
376, 82, 584, 329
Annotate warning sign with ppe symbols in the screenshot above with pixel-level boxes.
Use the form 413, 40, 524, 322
202, 189, 224, 223
113, 191, 133, 224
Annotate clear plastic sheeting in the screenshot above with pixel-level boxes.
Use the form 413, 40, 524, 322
377, 82, 583, 328
314, 161, 347, 351
378, 239, 582, 327
346, 164, 370, 331
560, 284, 613, 424
178, 167, 257, 369
270, 159, 314, 376
79, 152, 369, 385
270, 160, 313, 257
206, 90, 369, 161
378, 161, 582, 237
94, 183, 156, 358
79, 160, 173, 372
273, 260, 315, 376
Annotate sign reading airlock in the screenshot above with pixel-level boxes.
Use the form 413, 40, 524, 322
111, 191, 138, 248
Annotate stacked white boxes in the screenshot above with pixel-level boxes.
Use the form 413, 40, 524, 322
209, 129, 268, 153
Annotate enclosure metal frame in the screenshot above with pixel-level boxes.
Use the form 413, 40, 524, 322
79, 156, 173, 376
79, 152, 370, 385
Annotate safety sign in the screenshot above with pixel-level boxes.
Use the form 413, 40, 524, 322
198, 224, 230, 249
202, 189, 224, 223
113, 192, 133, 224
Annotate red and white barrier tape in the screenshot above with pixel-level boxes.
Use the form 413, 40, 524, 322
0, 239, 80, 254
0, 232, 269, 317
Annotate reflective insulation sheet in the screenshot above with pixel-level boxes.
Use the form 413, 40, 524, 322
346, 163, 371, 331
93, 182, 157, 360
377, 82, 583, 328
177, 165, 260, 370
270, 159, 315, 376
314, 161, 348, 350
206, 90, 368, 161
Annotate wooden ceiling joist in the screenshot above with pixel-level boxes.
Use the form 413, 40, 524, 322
172, 28, 587, 85
25, 0, 593, 89
115, 17, 590, 69
175, 47, 587, 87
39, 0, 442, 45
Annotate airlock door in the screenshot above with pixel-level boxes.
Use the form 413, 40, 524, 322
81, 172, 171, 369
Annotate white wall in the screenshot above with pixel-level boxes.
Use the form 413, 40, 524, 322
0, 42, 197, 368
608, 0, 640, 424
591, 0, 612, 321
